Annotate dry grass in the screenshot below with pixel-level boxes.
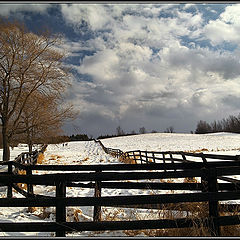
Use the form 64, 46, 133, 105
37, 153, 44, 164
186, 148, 209, 153
82, 157, 89, 162
119, 155, 137, 164
121, 177, 240, 237
73, 209, 83, 222
16, 169, 27, 190
35, 207, 52, 219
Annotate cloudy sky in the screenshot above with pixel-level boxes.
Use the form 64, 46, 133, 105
1, 2, 240, 137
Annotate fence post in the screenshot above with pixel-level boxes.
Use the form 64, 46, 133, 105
139, 151, 143, 164
7, 162, 13, 198
152, 152, 156, 163
181, 153, 187, 163
145, 151, 149, 164
93, 170, 102, 221
26, 167, 33, 195
207, 168, 220, 236
201, 167, 208, 192
133, 152, 137, 163
56, 180, 66, 237
162, 154, 166, 172
169, 153, 176, 171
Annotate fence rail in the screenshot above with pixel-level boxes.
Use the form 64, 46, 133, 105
0, 141, 239, 237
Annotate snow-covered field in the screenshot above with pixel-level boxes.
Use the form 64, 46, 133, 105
102, 132, 240, 154
0, 132, 239, 237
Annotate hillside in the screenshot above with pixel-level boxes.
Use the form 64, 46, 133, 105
101, 132, 240, 154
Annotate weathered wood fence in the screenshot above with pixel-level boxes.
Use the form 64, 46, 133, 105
0, 141, 239, 237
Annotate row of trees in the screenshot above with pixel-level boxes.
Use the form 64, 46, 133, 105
0, 18, 76, 161
97, 125, 175, 139
195, 114, 240, 134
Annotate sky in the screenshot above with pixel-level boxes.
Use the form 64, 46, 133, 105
1, 2, 240, 137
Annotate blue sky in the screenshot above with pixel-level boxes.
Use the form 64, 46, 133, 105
1, 3, 240, 137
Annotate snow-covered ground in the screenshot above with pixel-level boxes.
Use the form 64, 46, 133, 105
0, 132, 239, 237
102, 132, 240, 154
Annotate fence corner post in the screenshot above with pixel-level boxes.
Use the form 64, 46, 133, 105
207, 167, 220, 237
26, 166, 33, 196
93, 170, 102, 222
56, 179, 66, 237
7, 162, 13, 198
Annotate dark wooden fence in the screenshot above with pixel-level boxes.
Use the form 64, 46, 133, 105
94, 139, 124, 157
0, 142, 239, 237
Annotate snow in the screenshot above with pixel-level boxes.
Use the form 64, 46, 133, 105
0, 132, 239, 237
101, 132, 240, 153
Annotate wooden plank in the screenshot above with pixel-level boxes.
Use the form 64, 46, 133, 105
0, 215, 239, 232
0, 169, 205, 184
216, 166, 240, 176
0, 191, 239, 207
12, 161, 28, 170
218, 176, 240, 184
28, 161, 240, 171
0, 166, 239, 185
12, 183, 54, 199
67, 182, 203, 190
66, 181, 239, 191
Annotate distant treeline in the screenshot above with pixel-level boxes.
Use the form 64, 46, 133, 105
69, 134, 92, 141
97, 133, 137, 140
195, 114, 240, 134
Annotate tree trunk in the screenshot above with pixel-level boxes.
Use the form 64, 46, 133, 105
2, 124, 10, 161
27, 127, 33, 153
28, 142, 33, 153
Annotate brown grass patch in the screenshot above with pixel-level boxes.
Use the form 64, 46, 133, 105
73, 209, 83, 222
83, 157, 89, 162
49, 154, 57, 160
35, 207, 52, 219
16, 170, 27, 190
119, 155, 137, 164
37, 153, 44, 164
187, 148, 209, 153
28, 207, 38, 213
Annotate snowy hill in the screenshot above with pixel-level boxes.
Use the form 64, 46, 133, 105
101, 132, 240, 154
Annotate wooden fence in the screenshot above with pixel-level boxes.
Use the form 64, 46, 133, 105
0, 142, 239, 237
94, 139, 124, 157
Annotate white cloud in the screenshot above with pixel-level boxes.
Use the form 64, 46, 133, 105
203, 4, 240, 45
60, 4, 240, 135
61, 4, 113, 31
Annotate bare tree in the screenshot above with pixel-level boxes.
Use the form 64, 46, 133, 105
195, 121, 212, 134
130, 130, 136, 135
0, 18, 70, 161
139, 127, 146, 134
116, 126, 124, 136
15, 91, 76, 152
164, 126, 175, 133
